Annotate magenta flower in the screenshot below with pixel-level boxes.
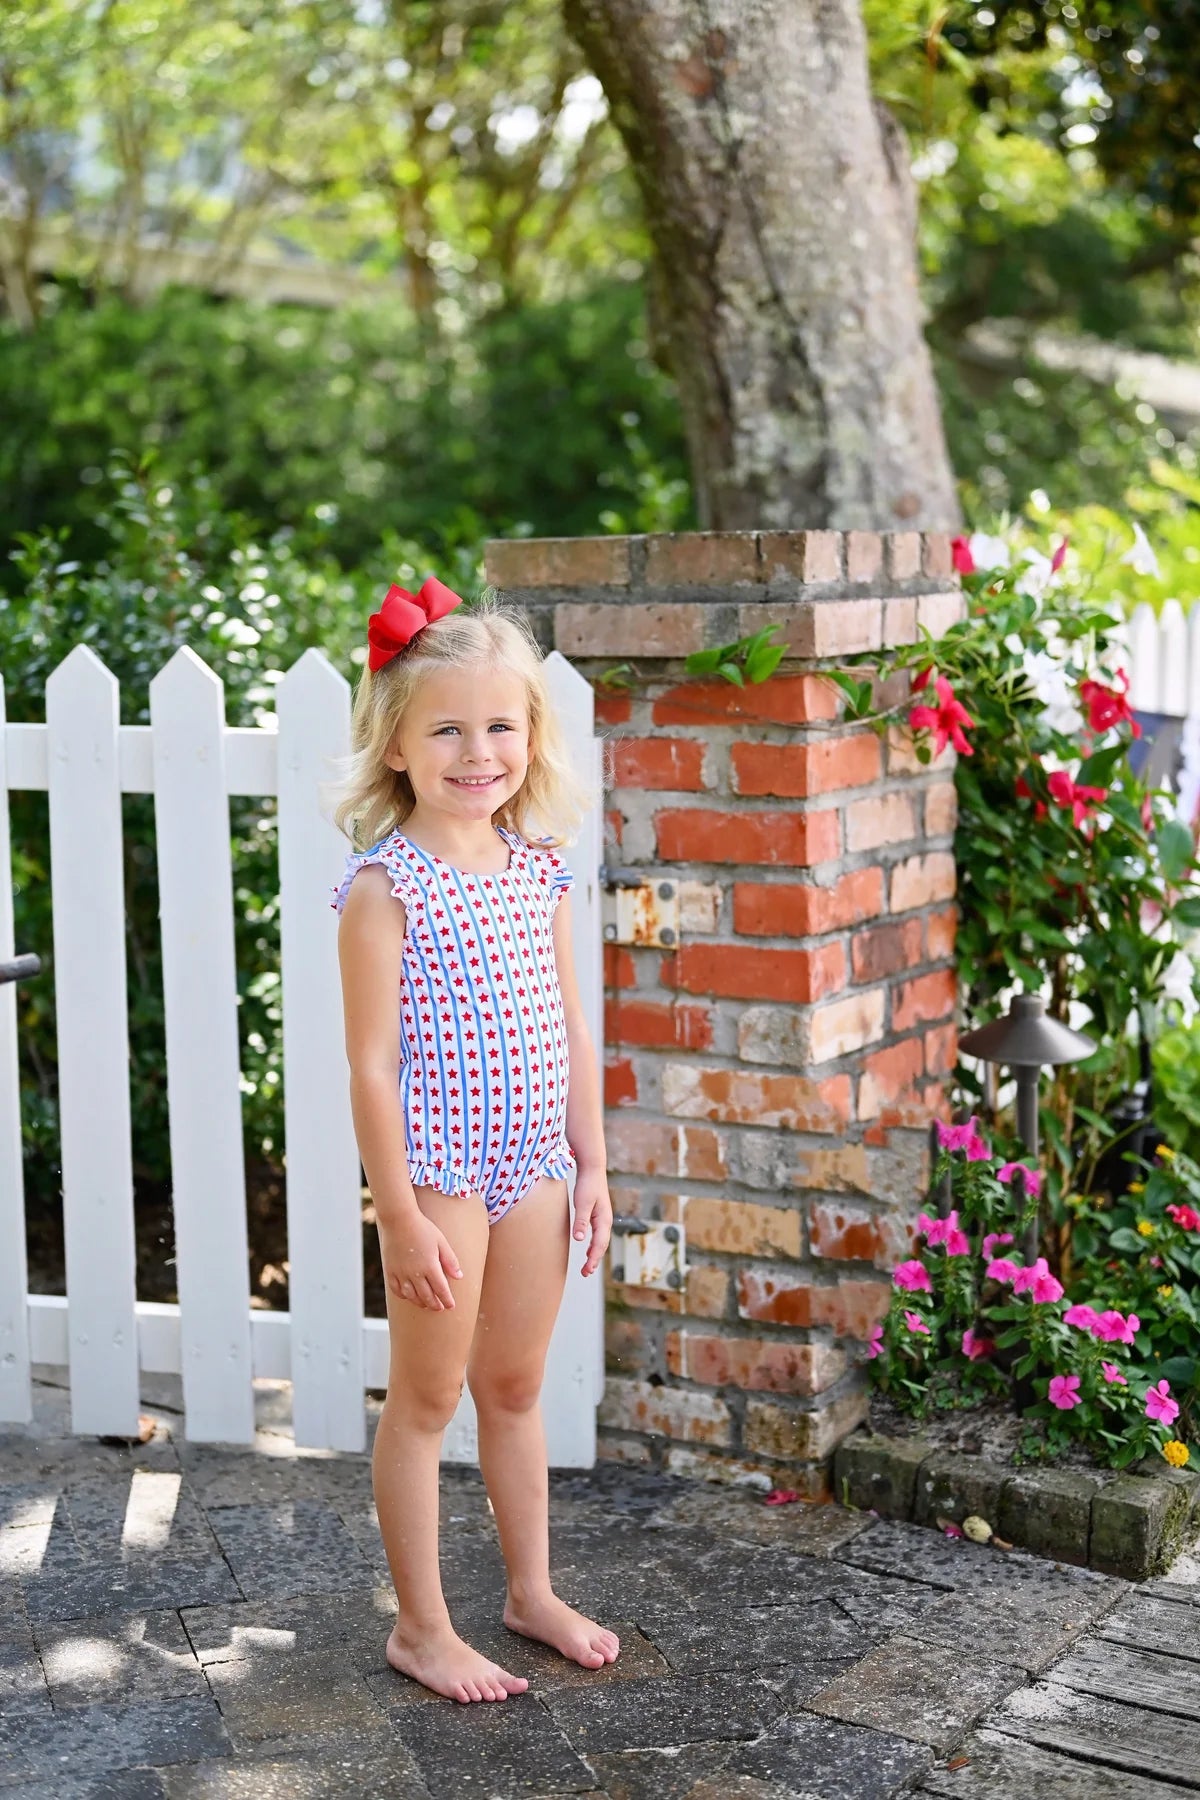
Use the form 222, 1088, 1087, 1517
903, 1310, 931, 1336
1145, 1380, 1180, 1426
935, 1116, 988, 1159
893, 1260, 932, 1293
916, 1211, 941, 1240
997, 1161, 1043, 1199
985, 1257, 1021, 1284
1048, 1373, 1081, 1410
1101, 1361, 1127, 1386
866, 1322, 885, 1360
1012, 1257, 1064, 1304
1064, 1303, 1100, 1333
962, 1328, 994, 1361
982, 1231, 1014, 1261
1094, 1310, 1139, 1345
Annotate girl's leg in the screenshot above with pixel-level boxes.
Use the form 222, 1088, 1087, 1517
374, 1185, 528, 1703
466, 1175, 619, 1669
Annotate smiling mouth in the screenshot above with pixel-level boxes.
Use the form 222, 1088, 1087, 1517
448, 775, 503, 787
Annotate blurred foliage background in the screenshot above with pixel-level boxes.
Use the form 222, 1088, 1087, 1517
2, 0, 1198, 1295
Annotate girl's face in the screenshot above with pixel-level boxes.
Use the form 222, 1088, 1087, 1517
387, 662, 531, 822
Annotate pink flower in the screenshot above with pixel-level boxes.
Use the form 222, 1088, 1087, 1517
923, 1208, 972, 1256
1168, 1203, 1200, 1232
1048, 1373, 1081, 1410
893, 1260, 932, 1293
1051, 537, 1069, 574
1145, 1380, 1180, 1426
1101, 1362, 1127, 1386
910, 675, 975, 758
916, 1211, 940, 1240
935, 1116, 989, 1161
982, 1231, 1014, 1260
997, 1161, 1043, 1199
866, 1322, 885, 1360
1012, 1257, 1065, 1304
985, 1257, 1021, 1284
944, 1224, 971, 1256
1094, 1310, 1139, 1345
943, 1521, 965, 1539
965, 1131, 990, 1164
962, 1328, 994, 1361
903, 1310, 931, 1336
951, 536, 976, 575
1064, 1303, 1101, 1333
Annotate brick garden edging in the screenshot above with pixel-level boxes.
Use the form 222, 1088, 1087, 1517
488, 527, 962, 1494
834, 1430, 1200, 1579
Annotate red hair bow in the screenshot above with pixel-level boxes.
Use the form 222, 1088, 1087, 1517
367, 576, 463, 671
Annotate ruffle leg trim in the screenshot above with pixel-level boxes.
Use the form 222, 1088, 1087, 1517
487, 1146, 577, 1224
407, 1162, 478, 1200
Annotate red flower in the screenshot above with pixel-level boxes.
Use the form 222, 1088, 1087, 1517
1167, 1203, 1200, 1233
951, 536, 976, 575
1047, 768, 1108, 828
1051, 537, 1068, 573
909, 675, 975, 757
1015, 773, 1047, 821
1079, 671, 1141, 740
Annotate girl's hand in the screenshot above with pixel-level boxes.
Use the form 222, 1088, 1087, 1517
571, 1171, 613, 1277
379, 1213, 463, 1311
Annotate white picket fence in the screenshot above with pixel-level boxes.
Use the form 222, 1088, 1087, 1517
1126, 600, 1200, 717
0, 646, 604, 1462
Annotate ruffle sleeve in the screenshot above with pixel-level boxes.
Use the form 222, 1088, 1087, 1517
530, 843, 575, 914
329, 839, 425, 918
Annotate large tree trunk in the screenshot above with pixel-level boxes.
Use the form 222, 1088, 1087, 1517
563, 0, 959, 530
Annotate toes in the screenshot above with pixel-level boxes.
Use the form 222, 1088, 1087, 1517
463, 1680, 483, 1702
453, 1682, 471, 1704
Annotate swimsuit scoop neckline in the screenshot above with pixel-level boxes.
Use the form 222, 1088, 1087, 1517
394, 822, 518, 881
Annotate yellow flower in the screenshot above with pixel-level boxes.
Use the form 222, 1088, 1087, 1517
1163, 1441, 1190, 1468
1157, 1145, 1176, 1162
1158, 1284, 1175, 1300
1128, 1182, 1146, 1195
1136, 1219, 1155, 1237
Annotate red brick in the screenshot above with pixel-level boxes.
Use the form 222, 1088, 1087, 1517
597, 1376, 730, 1445
644, 530, 759, 586
846, 530, 883, 582
791, 1144, 871, 1193
737, 1270, 890, 1340
858, 1037, 925, 1122
606, 1315, 649, 1373
683, 1264, 730, 1321
660, 1063, 851, 1131
665, 941, 845, 1005
652, 674, 838, 728
759, 529, 842, 583
605, 1117, 728, 1181
810, 1201, 920, 1270
925, 1023, 957, 1076
670, 1332, 844, 1396
684, 1197, 802, 1258
884, 532, 921, 580
604, 945, 637, 988
744, 1391, 869, 1462
655, 808, 840, 867
604, 1057, 638, 1107
884, 596, 919, 645
613, 737, 707, 791
594, 690, 632, 726
851, 918, 923, 984
893, 968, 958, 1033
731, 734, 880, 799
925, 782, 958, 837
890, 851, 956, 913
922, 532, 955, 578
845, 792, 917, 853
557, 602, 707, 658
809, 989, 886, 1062
604, 808, 624, 846
926, 905, 957, 961
485, 534, 631, 588
733, 868, 884, 938
604, 998, 714, 1050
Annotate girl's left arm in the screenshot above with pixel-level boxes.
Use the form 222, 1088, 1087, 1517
553, 894, 613, 1277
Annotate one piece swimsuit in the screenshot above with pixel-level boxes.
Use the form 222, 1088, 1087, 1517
332, 823, 576, 1222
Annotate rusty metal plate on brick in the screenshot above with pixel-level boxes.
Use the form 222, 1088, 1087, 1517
605, 878, 680, 949
612, 1222, 687, 1291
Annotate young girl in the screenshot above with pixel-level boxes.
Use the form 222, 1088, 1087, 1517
331, 577, 617, 1705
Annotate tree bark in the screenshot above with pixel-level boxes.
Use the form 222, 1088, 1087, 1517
563, 0, 959, 530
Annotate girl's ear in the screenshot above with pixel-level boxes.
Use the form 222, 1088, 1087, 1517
383, 730, 407, 774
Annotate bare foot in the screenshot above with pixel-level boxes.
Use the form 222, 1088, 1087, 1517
386, 1623, 529, 1704
504, 1592, 620, 1670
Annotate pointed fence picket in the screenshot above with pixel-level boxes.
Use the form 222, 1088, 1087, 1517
46, 648, 141, 1437
2, 644, 605, 1462
1126, 601, 1200, 718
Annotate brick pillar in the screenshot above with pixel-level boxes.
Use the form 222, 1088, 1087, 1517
487, 528, 961, 1495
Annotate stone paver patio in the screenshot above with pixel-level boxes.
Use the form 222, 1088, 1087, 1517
3, 1370, 1199, 1798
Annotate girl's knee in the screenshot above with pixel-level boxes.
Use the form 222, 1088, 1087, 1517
381, 1379, 464, 1436
468, 1363, 543, 1418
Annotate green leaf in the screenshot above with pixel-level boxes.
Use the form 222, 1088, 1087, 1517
716, 661, 745, 687
1157, 820, 1195, 884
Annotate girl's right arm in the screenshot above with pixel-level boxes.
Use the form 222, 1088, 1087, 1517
337, 865, 463, 1310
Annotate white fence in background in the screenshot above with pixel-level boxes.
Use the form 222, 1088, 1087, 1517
1126, 600, 1200, 717
0, 647, 604, 1462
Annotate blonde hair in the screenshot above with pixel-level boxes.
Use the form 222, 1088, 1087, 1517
330, 595, 594, 852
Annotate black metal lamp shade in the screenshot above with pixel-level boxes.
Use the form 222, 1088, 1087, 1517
958, 993, 1095, 1068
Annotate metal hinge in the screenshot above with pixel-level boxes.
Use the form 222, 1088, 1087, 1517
599, 867, 680, 949
610, 1216, 687, 1291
